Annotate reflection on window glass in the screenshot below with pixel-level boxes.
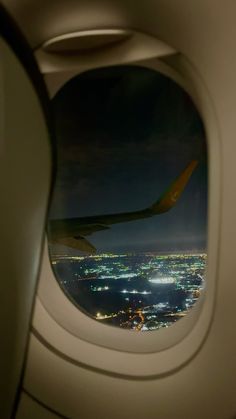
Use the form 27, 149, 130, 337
48, 65, 207, 331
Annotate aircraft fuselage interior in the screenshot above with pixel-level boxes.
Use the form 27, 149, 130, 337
0, 1, 236, 418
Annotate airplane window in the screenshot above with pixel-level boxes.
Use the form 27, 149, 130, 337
48, 65, 207, 332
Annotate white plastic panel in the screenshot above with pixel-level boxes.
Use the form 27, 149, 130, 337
16, 392, 61, 419
4, 0, 236, 418
34, 48, 220, 377
35, 31, 176, 74
0, 32, 51, 418
22, 330, 236, 419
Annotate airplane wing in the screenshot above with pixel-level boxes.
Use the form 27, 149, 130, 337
48, 160, 198, 253
52, 236, 97, 254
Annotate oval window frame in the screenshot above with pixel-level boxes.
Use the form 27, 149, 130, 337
34, 46, 220, 377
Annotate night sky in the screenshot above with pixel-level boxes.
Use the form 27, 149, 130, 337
49, 65, 207, 253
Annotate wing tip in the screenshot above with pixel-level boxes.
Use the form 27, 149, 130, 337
150, 159, 199, 214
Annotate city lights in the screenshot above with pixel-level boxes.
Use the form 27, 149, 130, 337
51, 252, 206, 332
148, 277, 175, 284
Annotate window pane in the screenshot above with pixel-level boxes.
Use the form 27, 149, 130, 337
48, 65, 207, 331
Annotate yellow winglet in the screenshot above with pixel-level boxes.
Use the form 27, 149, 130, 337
150, 160, 198, 214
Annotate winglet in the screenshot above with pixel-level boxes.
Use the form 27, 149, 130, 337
149, 160, 198, 214
55, 236, 97, 254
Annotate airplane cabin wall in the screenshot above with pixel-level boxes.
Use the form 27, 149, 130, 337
1, 1, 236, 418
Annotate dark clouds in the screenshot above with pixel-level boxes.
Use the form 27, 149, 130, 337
49, 65, 207, 252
